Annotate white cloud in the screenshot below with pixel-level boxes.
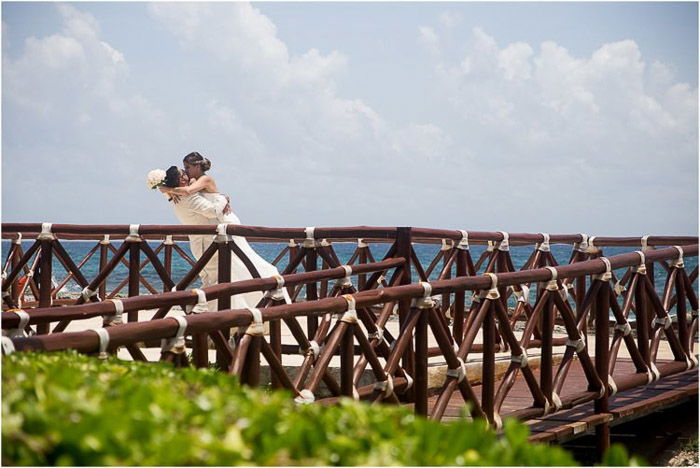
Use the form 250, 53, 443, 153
418, 26, 439, 54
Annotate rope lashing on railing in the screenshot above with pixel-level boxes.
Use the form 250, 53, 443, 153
341, 295, 358, 323
335, 265, 353, 289
103, 299, 124, 327
12, 232, 22, 245
544, 266, 559, 291
457, 230, 469, 250
1, 336, 15, 355
654, 316, 672, 330
446, 357, 468, 383
587, 235, 599, 253
511, 285, 530, 303
368, 327, 384, 342
303, 226, 316, 248
412, 282, 435, 309
496, 231, 509, 251
90, 327, 110, 359
125, 224, 141, 243
483, 273, 500, 300
593, 257, 612, 282
288, 239, 297, 248
574, 233, 589, 253
614, 321, 632, 337
265, 274, 287, 301
37, 223, 55, 241
511, 351, 529, 368
163, 235, 173, 246
161, 315, 188, 354
4, 309, 30, 338
215, 223, 230, 242
294, 389, 315, 404
374, 375, 394, 398
566, 338, 586, 352
357, 238, 368, 248
185, 289, 208, 314
641, 234, 652, 252
608, 375, 618, 396
100, 234, 111, 245
300, 340, 321, 360
81, 286, 100, 301
537, 233, 551, 252
633, 251, 647, 274
671, 246, 685, 268
244, 307, 264, 336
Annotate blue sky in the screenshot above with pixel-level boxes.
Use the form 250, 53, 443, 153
2, 2, 698, 235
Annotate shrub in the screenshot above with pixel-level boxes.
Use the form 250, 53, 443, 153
2, 351, 607, 466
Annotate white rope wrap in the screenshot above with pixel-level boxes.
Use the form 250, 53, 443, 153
336, 265, 353, 288
566, 338, 586, 352
646, 367, 654, 384
37, 223, 55, 241
446, 358, 467, 383
185, 289, 209, 314
103, 299, 124, 327
655, 316, 672, 330
288, 239, 297, 248
244, 307, 264, 336
368, 327, 384, 342
161, 315, 188, 354
341, 295, 358, 323
1, 336, 15, 355
574, 233, 589, 253
615, 321, 632, 337
483, 273, 500, 300
537, 233, 551, 252
403, 372, 414, 390
457, 230, 469, 250
81, 287, 99, 301
511, 351, 529, 368
303, 226, 316, 248
294, 389, 315, 404
92, 327, 110, 359
6, 310, 30, 338
641, 235, 651, 252
300, 340, 321, 360
374, 375, 394, 398
587, 236, 599, 253
593, 257, 612, 282
215, 223, 230, 242
357, 238, 368, 248
496, 231, 510, 251
125, 224, 141, 242
440, 239, 453, 251
649, 363, 661, 382
12, 233, 22, 245
512, 285, 530, 303
608, 375, 618, 396
413, 282, 435, 309
486, 241, 495, 252
559, 284, 570, 302
163, 235, 173, 246
492, 412, 503, 431
265, 274, 287, 301
552, 392, 562, 411
633, 251, 647, 274
544, 266, 559, 291
375, 274, 386, 286
672, 246, 685, 268
100, 234, 111, 245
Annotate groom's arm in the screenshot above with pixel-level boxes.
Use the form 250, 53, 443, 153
178, 194, 223, 219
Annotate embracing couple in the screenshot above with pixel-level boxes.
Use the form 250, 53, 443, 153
158, 151, 291, 310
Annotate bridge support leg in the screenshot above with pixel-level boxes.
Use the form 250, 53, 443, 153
594, 281, 611, 460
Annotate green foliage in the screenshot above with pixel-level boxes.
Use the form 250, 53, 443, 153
599, 444, 644, 467
4, 352, 583, 466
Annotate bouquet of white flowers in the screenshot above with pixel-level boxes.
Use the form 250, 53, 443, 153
146, 169, 167, 190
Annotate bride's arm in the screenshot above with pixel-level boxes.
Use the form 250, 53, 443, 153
161, 175, 214, 196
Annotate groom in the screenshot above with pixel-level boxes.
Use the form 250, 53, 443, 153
161, 167, 224, 299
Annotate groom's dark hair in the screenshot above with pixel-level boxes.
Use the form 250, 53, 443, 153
163, 166, 181, 187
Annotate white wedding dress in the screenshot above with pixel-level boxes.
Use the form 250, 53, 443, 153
199, 192, 292, 309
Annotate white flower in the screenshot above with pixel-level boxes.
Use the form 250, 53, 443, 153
146, 169, 166, 190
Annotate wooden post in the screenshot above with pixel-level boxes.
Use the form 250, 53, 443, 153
37, 240, 52, 334
163, 236, 173, 293
396, 227, 414, 401
594, 282, 611, 459
216, 235, 232, 370
127, 241, 141, 322
305, 247, 318, 338
482, 300, 496, 424
340, 326, 355, 397
454, 248, 467, 345
99, 236, 110, 300
414, 305, 429, 415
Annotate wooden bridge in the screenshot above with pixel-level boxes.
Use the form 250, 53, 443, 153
2, 223, 697, 458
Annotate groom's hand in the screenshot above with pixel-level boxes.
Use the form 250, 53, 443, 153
171, 194, 182, 204
223, 195, 232, 214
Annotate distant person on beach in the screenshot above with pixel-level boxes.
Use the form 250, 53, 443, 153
160, 152, 291, 308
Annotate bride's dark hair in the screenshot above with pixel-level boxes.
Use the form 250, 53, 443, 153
183, 151, 211, 172
163, 166, 181, 187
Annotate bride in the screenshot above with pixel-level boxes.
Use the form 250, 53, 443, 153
159, 152, 291, 309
